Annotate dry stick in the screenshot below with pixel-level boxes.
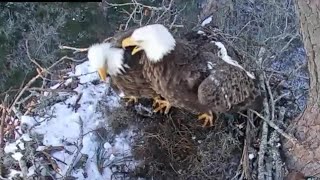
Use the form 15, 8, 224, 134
59, 45, 88, 53
257, 47, 269, 180
9, 73, 43, 113
9, 41, 49, 112
250, 109, 298, 144
26, 40, 46, 72
0, 95, 8, 177
265, 73, 275, 122
257, 95, 269, 180
64, 117, 84, 179
42, 151, 60, 172
9, 55, 83, 114
124, 4, 138, 30
106, 1, 164, 11
0, 95, 8, 149
238, 118, 252, 180
274, 92, 290, 103
19, 157, 28, 179
27, 87, 77, 94
155, 0, 174, 23
269, 107, 286, 180
244, 114, 253, 180
263, 72, 278, 180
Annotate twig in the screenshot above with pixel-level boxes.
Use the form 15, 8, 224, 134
9, 73, 43, 112
73, 93, 83, 112
103, 37, 114, 43
240, 119, 252, 180
42, 151, 60, 172
155, 0, 174, 22
9, 55, 83, 113
250, 109, 298, 144
257, 98, 269, 180
49, 56, 86, 68
269, 107, 286, 180
27, 87, 77, 94
19, 157, 28, 179
26, 40, 45, 72
106, 1, 164, 11
59, 45, 88, 53
0, 95, 8, 177
274, 92, 290, 103
265, 73, 275, 122
63, 71, 96, 79
64, 117, 84, 179
257, 47, 269, 180
0, 95, 8, 149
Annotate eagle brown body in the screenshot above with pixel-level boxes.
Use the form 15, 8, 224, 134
141, 39, 260, 114
122, 24, 262, 126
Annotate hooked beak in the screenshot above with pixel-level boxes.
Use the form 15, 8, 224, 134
122, 37, 142, 55
97, 68, 107, 81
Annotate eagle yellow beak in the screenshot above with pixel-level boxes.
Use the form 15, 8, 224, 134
122, 37, 142, 55
98, 68, 107, 81
131, 46, 142, 55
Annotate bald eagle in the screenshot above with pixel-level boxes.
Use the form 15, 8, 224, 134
121, 24, 261, 126
87, 29, 170, 113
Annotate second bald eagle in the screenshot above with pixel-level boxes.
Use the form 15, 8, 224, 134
87, 28, 168, 112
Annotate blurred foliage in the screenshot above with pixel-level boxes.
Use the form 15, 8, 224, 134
0, 0, 198, 95
0, 2, 120, 92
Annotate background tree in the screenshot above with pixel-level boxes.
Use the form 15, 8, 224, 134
284, 0, 320, 177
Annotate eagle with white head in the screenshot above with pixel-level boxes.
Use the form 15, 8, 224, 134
87, 29, 168, 112
122, 24, 262, 126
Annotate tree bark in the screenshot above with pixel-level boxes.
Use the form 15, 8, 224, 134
284, 0, 320, 176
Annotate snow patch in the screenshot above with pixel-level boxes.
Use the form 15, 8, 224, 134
197, 30, 205, 35
70, 61, 99, 83
249, 154, 255, 160
119, 91, 125, 98
207, 61, 214, 70
12, 152, 23, 161
4, 60, 136, 179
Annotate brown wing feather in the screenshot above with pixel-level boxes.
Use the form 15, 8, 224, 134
197, 52, 260, 112
141, 40, 209, 113
141, 37, 261, 114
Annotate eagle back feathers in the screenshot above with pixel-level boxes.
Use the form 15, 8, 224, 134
141, 30, 261, 114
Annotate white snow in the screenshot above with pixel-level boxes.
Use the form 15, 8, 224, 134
207, 61, 214, 70
197, 30, 205, 35
214, 41, 256, 79
249, 153, 255, 160
4, 60, 137, 179
4, 138, 25, 153
201, 15, 213, 27
119, 91, 126, 98
7, 170, 22, 179
12, 152, 23, 161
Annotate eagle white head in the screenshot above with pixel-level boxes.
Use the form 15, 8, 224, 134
121, 24, 176, 63
87, 42, 125, 80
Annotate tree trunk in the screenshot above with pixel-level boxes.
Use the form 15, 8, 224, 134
284, 0, 320, 176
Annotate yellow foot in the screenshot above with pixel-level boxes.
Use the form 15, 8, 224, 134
123, 96, 138, 106
152, 96, 172, 114
198, 111, 215, 127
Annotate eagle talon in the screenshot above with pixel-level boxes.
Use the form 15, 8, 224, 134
152, 96, 171, 114
123, 96, 138, 106
198, 111, 215, 127
152, 96, 161, 107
